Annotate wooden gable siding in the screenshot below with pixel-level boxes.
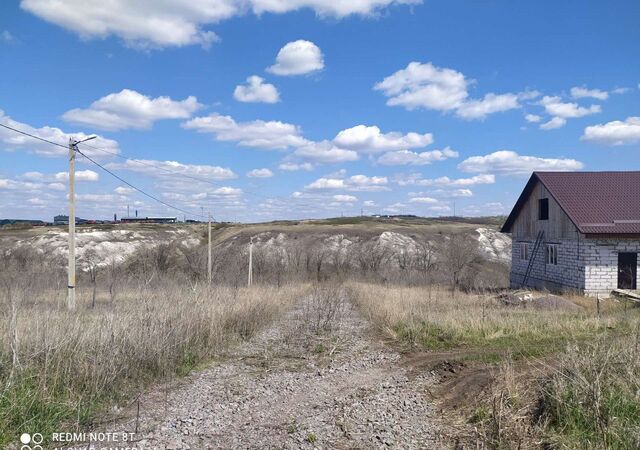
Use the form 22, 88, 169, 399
510, 179, 579, 240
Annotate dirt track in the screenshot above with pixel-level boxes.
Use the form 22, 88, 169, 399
100, 292, 445, 449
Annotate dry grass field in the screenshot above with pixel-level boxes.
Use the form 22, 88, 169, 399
1, 218, 639, 449
350, 283, 640, 449
0, 249, 307, 446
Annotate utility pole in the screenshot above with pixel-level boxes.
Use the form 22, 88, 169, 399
67, 135, 96, 310
208, 211, 212, 284
248, 236, 253, 287
68, 138, 77, 310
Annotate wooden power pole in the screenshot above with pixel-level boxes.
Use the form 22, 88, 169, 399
248, 236, 253, 287
67, 138, 77, 310
67, 135, 96, 310
208, 211, 212, 284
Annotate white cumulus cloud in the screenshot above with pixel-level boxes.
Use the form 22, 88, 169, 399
333, 124, 433, 153
408, 174, 496, 187
540, 96, 601, 118
212, 186, 242, 196
377, 147, 458, 166
293, 140, 358, 163
458, 150, 584, 175
333, 194, 357, 202
570, 86, 609, 100
374, 61, 521, 119
107, 159, 236, 179
278, 161, 314, 171
247, 168, 274, 178
21, 0, 225, 49
455, 93, 520, 120
540, 116, 567, 130
183, 113, 307, 149
0, 109, 120, 158
537, 95, 601, 130
581, 117, 640, 145
55, 170, 100, 182
63, 89, 202, 131
234, 76, 280, 103
21, 1, 419, 49
408, 196, 438, 204
305, 174, 389, 191
267, 40, 324, 76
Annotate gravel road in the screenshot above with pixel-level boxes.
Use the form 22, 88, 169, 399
105, 288, 444, 449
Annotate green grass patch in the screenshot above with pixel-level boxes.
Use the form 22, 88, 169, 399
540, 336, 640, 450
0, 370, 100, 447
392, 314, 632, 361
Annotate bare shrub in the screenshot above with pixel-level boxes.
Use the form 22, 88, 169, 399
355, 240, 390, 281
440, 235, 480, 295
301, 284, 346, 333
412, 238, 438, 294
178, 244, 208, 281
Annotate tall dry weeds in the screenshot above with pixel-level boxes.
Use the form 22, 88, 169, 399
540, 332, 640, 449
348, 282, 635, 354
0, 260, 306, 446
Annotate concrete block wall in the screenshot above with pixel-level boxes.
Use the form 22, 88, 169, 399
510, 237, 640, 297
510, 238, 584, 292
583, 239, 640, 297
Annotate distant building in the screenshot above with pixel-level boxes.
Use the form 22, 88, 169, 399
53, 215, 68, 225
501, 171, 640, 297
120, 216, 177, 224
53, 215, 89, 225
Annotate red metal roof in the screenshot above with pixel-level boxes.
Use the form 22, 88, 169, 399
501, 171, 640, 235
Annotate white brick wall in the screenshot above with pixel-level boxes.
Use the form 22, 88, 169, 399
510, 238, 584, 291
582, 239, 640, 297
509, 237, 640, 297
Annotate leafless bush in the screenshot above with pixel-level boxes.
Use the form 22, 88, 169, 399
301, 284, 346, 333
178, 244, 208, 281
440, 235, 480, 295
355, 241, 390, 281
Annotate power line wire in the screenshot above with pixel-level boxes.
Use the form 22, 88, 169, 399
0, 122, 68, 149
1, 123, 207, 219
1, 122, 321, 216
76, 141, 319, 210
75, 148, 207, 219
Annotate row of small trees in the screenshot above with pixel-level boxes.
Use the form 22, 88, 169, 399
1, 231, 508, 312
166, 231, 506, 293
74, 231, 508, 297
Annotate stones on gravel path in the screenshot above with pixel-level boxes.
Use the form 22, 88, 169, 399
103, 291, 444, 449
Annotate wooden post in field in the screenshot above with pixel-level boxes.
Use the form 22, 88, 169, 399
248, 236, 253, 287
66, 135, 95, 310
596, 293, 600, 318
67, 138, 77, 310
208, 211, 212, 284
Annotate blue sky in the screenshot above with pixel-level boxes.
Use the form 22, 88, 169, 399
1, 0, 639, 222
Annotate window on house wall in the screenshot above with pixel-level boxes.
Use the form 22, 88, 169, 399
546, 244, 558, 265
520, 242, 529, 261
538, 198, 549, 220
